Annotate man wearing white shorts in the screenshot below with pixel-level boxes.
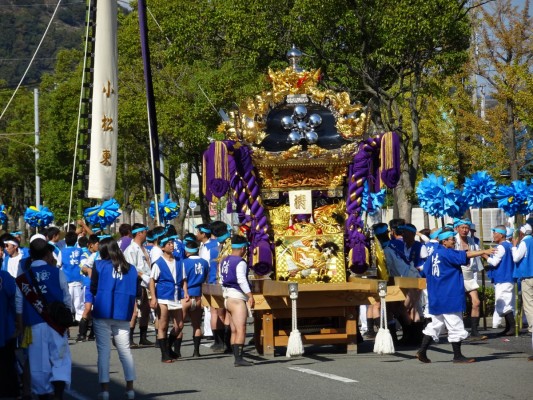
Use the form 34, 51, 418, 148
454, 219, 486, 340
149, 235, 188, 363
483, 225, 516, 336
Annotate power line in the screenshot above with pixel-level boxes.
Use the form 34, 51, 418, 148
0, 1, 83, 7
0, 0, 63, 122
0, 58, 58, 61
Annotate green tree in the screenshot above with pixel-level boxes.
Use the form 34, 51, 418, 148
475, 0, 532, 180
37, 48, 84, 222
0, 85, 35, 226
0, 0, 86, 87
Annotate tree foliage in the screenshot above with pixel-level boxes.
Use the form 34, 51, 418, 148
0, 0, 86, 88
474, 0, 533, 180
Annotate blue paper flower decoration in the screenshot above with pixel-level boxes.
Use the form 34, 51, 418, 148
417, 174, 445, 217
417, 174, 464, 218
526, 180, 533, 214
417, 174, 452, 217
150, 193, 180, 222
446, 191, 470, 218
496, 180, 529, 217
361, 181, 386, 215
0, 204, 7, 225
441, 183, 463, 218
462, 171, 497, 208
84, 198, 121, 228
24, 205, 54, 228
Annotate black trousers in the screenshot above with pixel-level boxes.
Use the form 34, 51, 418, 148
0, 338, 20, 398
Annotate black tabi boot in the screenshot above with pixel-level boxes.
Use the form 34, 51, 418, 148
398, 323, 413, 346
364, 317, 376, 338
213, 328, 221, 345
452, 341, 475, 363
76, 318, 88, 342
416, 335, 433, 363
173, 338, 182, 359
193, 336, 202, 357
129, 327, 137, 348
154, 329, 160, 348
168, 333, 180, 359
356, 329, 364, 344
158, 338, 174, 363
469, 317, 487, 340
51, 380, 65, 400
497, 312, 516, 336
211, 329, 225, 353
87, 321, 95, 341
410, 321, 424, 346
224, 325, 232, 354
139, 326, 154, 346
233, 344, 252, 367
396, 315, 414, 346
374, 317, 380, 330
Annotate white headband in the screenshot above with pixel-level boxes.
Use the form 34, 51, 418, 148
520, 224, 532, 235
30, 234, 46, 243
4, 240, 18, 247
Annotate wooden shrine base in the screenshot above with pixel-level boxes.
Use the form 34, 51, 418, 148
202, 277, 425, 358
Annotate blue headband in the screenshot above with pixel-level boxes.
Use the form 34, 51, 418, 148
98, 234, 111, 240
399, 225, 417, 233
454, 218, 471, 228
195, 225, 211, 234
153, 230, 165, 239
184, 245, 199, 253
374, 225, 389, 235
160, 235, 177, 246
429, 228, 442, 240
491, 228, 507, 235
183, 236, 195, 243
231, 242, 248, 249
216, 232, 230, 243
438, 231, 455, 241
91, 227, 102, 233
11, 231, 22, 236
132, 227, 147, 234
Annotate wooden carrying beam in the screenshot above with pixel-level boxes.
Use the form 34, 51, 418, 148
201, 277, 426, 357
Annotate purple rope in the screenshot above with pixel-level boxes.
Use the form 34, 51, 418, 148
345, 136, 381, 272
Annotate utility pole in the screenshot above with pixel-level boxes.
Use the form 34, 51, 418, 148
34, 88, 40, 207
160, 144, 165, 195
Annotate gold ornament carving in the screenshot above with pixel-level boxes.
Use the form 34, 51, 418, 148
216, 67, 369, 146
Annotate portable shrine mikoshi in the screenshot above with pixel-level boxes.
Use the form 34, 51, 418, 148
201, 47, 425, 357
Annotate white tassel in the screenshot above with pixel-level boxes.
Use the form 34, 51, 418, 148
373, 295, 395, 355
287, 329, 304, 358
286, 291, 304, 358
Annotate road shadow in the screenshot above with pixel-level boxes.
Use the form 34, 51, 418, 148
67, 344, 201, 400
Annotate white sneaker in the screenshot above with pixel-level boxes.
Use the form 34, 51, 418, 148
125, 390, 135, 399
97, 392, 109, 400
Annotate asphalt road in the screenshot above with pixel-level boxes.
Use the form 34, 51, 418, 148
64, 322, 533, 400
